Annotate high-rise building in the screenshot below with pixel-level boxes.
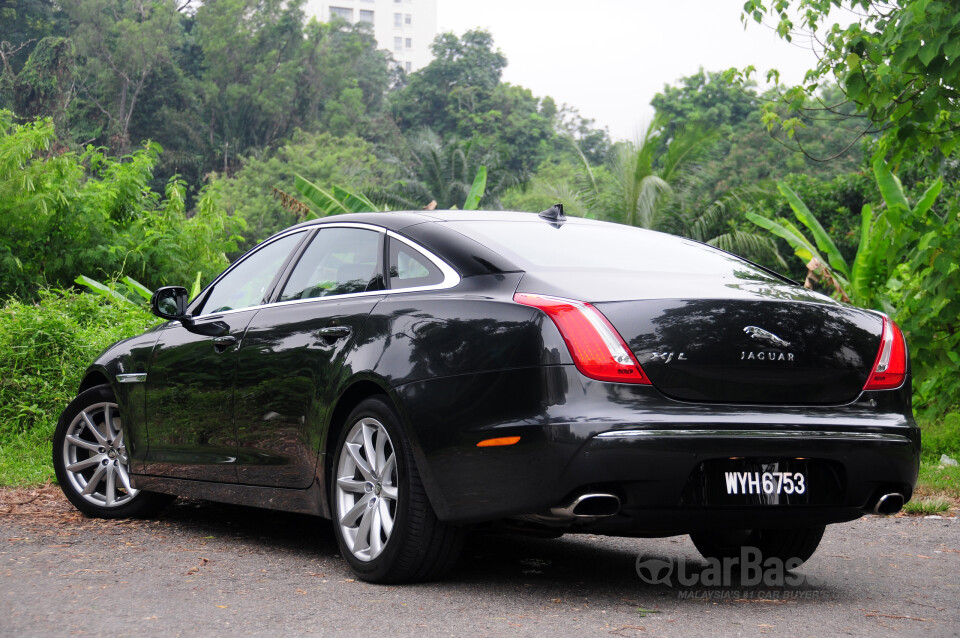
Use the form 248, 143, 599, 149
305, 0, 438, 72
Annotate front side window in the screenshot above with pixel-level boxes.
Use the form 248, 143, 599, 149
280, 228, 382, 301
198, 232, 305, 315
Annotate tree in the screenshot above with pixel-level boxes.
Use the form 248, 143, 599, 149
194, 5, 392, 174
651, 69, 758, 133
60, 0, 189, 154
390, 30, 569, 178
208, 129, 394, 250
378, 128, 515, 210
391, 30, 507, 137
735, 0, 960, 159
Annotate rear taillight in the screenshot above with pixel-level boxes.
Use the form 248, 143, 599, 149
863, 316, 907, 390
514, 293, 651, 384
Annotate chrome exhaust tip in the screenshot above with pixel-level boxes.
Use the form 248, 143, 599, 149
874, 492, 905, 515
550, 493, 621, 518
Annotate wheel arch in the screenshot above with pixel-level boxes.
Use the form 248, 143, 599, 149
319, 375, 447, 520
78, 369, 111, 394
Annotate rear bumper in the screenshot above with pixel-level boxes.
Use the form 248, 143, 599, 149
394, 365, 920, 531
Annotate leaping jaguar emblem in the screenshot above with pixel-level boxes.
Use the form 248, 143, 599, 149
743, 326, 791, 348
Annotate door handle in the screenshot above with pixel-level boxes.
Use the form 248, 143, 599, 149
213, 335, 238, 351
319, 326, 352, 341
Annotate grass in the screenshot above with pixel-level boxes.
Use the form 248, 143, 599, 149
903, 496, 952, 515
914, 461, 960, 498
0, 289, 159, 486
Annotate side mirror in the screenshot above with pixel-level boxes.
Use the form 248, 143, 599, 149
151, 286, 189, 320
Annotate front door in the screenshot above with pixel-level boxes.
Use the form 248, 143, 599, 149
142, 230, 308, 482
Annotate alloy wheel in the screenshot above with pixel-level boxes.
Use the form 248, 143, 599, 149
335, 417, 399, 562
60, 401, 139, 508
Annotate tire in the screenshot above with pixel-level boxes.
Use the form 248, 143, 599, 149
53, 384, 174, 519
690, 525, 825, 568
330, 396, 464, 583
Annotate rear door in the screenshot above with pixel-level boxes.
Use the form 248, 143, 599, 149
234, 226, 386, 488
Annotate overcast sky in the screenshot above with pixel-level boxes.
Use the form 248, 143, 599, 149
436, 0, 825, 142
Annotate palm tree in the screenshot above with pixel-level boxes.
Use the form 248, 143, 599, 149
527, 119, 719, 228
377, 128, 515, 210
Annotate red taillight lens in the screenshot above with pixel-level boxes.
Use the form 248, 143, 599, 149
514, 293, 651, 384
863, 316, 907, 390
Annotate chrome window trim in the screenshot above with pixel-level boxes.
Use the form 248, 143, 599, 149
181, 222, 461, 320
190, 227, 312, 316
385, 229, 461, 291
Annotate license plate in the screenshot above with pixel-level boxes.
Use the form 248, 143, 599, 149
723, 470, 807, 496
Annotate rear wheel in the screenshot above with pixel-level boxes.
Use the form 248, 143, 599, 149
331, 396, 463, 583
53, 385, 173, 518
690, 525, 825, 567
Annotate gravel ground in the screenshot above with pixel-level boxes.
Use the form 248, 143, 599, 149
1, 486, 958, 637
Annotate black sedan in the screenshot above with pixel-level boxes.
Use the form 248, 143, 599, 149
53, 207, 919, 583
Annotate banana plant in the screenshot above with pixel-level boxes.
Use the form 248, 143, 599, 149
294, 175, 380, 216
293, 164, 488, 215
76, 272, 205, 307
747, 159, 942, 310
75, 275, 153, 308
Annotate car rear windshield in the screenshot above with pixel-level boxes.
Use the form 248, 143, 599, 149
443, 219, 782, 281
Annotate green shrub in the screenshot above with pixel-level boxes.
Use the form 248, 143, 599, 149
0, 288, 159, 485
917, 413, 960, 462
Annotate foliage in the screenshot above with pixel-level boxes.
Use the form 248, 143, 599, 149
737, 0, 960, 159
902, 496, 951, 515
916, 461, 960, 499
294, 175, 379, 216
0, 110, 240, 297
9, 36, 75, 128
917, 412, 960, 461
0, 288, 159, 485
391, 30, 585, 177
208, 129, 392, 250
883, 179, 960, 419
748, 160, 942, 307
60, 0, 188, 155
195, 3, 393, 174
651, 69, 759, 133
378, 128, 514, 210
75, 274, 154, 308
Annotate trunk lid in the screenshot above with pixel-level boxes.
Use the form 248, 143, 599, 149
595, 297, 882, 405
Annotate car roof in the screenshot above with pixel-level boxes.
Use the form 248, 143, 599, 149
284, 209, 613, 232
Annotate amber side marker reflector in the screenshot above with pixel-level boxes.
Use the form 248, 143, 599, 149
477, 436, 521, 448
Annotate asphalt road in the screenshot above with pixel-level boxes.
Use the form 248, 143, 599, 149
1, 487, 958, 637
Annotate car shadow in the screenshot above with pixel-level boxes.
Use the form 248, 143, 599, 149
150, 498, 844, 604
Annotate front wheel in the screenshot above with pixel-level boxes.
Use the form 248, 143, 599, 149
53, 384, 173, 518
690, 525, 825, 568
331, 396, 463, 583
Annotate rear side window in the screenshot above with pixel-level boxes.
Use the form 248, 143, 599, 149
444, 220, 780, 281
388, 238, 443, 290
279, 227, 382, 301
